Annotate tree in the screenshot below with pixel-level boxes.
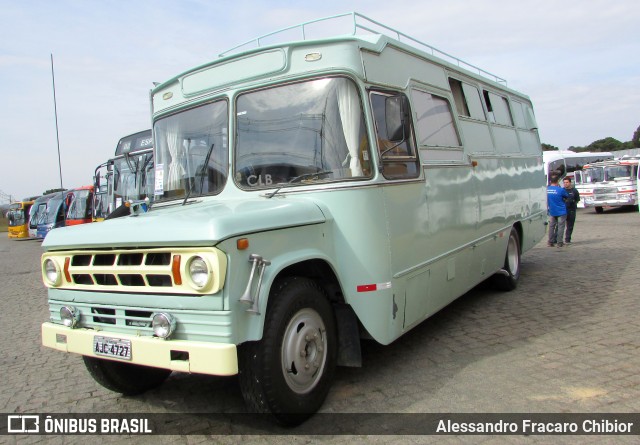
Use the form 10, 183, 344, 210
541, 143, 559, 151
586, 137, 625, 152
632, 125, 640, 148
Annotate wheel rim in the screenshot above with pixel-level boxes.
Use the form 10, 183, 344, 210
281, 308, 328, 394
506, 233, 519, 275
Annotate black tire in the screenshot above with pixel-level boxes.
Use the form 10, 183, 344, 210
238, 276, 337, 426
83, 356, 171, 395
492, 227, 521, 291
595, 206, 604, 214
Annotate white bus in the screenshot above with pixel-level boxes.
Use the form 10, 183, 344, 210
543, 150, 613, 184
576, 156, 639, 213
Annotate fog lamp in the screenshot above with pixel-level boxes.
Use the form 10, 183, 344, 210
44, 259, 61, 286
60, 306, 80, 328
152, 313, 177, 339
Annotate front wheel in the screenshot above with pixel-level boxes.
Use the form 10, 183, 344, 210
595, 206, 604, 214
83, 356, 171, 395
492, 227, 521, 291
238, 276, 337, 426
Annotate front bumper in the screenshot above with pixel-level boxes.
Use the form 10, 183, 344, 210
42, 322, 238, 375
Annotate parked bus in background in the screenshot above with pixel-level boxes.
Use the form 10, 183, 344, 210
92, 131, 153, 220
66, 185, 96, 226
637, 159, 640, 213
37, 190, 73, 239
543, 150, 613, 185
28, 193, 57, 238
7, 200, 34, 238
576, 156, 639, 213
111, 130, 154, 213
40, 13, 546, 424
93, 162, 110, 221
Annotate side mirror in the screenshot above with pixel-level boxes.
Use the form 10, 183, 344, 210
385, 96, 405, 143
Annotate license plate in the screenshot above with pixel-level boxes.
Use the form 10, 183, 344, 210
93, 336, 132, 360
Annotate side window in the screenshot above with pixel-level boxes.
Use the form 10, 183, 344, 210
410, 89, 461, 147
370, 91, 419, 180
483, 90, 514, 126
511, 100, 527, 129
449, 78, 485, 120
549, 159, 565, 181
524, 103, 538, 130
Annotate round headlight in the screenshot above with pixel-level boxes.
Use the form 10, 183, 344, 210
60, 306, 80, 328
44, 259, 61, 286
188, 256, 211, 289
152, 313, 176, 338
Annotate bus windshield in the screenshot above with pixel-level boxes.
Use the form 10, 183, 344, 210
30, 203, 48, 229
42, 195, 66, 225
112, 152, 154, 203
7, 203, 27, 226
582, 167, 604, 183
235, 77, 371, 189
605, 165, 632, 181
67, 188, 92, 220
153, 101, 229, 201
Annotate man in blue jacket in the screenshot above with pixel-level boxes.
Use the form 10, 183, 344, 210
547, 176, 569, 247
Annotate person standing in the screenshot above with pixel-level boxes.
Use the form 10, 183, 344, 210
547, 176, 569, 247
563, 176, 580, 244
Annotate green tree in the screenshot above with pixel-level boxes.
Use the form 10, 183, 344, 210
632, 125, 640, 148
586, 137, 625, 152
541, 143, 559, 151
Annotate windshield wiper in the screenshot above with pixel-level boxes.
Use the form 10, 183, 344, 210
265, 170, 333, 199
183, 143, 215, 205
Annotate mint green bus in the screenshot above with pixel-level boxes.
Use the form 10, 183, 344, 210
41, 13, 546, 424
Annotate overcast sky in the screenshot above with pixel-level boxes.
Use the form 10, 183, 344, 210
1, 0, 638, 201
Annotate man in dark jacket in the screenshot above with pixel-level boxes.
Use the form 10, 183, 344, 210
563, 176, 580, 244
547, 176, 569, 247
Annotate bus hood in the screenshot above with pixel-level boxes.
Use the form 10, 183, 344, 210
42, 197, 327, 251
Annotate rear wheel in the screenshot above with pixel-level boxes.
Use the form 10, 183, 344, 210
595, 206, 604, 214
492, 227, 521, 291
238, 276, 337, 426
83, 356, 171, 395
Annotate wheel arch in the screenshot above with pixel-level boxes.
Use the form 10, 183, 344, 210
512, 220, 524, 250
262, 258, 363, 368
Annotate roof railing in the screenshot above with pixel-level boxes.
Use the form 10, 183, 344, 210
218, 12, 507, 86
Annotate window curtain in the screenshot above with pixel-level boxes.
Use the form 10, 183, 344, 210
164, 121, 184, 190
336, 79, 363, 177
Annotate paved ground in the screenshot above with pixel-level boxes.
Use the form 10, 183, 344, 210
0, 207, 638, 444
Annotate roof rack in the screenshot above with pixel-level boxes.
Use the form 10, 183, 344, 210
218, 12, 507, 86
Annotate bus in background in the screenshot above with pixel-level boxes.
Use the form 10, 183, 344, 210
7, 200, 34, 238
36, 190, 73, 239
543, 150, 613, 185
28, 193, 57, 237
576, 156, 639, 213
110, 130, 154, 214
637, 158, 640, 213
92, 163, 110, 221
66, 185, 96, 226
92, 130, 154, 219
